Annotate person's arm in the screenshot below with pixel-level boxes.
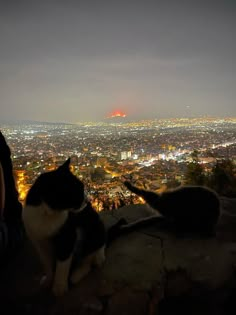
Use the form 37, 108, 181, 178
0, 162, 5, 219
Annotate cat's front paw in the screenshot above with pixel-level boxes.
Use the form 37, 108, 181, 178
40, 274, 53, 289
52, 281, 68, 297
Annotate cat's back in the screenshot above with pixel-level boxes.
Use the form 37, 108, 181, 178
158, 185, 220, 233
159, 185, 220, 216
162, 185, 219, 204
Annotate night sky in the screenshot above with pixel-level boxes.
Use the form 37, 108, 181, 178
0, 0, 235, 123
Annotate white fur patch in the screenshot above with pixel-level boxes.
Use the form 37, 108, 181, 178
53, 255, 73, 296
22, 202, 70, 294
23, 202, 68, 240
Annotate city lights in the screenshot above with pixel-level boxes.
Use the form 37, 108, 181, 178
1, 117, 235, 210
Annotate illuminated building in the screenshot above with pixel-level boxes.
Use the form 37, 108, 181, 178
120, 151, 132, 160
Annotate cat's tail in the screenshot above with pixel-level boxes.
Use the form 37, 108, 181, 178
106, 215, 168, 247
124, 181, 159, 206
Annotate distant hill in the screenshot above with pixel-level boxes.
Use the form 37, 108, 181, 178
0, 119, 74, 126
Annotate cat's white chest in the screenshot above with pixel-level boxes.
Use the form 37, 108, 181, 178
23, 203, 68, 240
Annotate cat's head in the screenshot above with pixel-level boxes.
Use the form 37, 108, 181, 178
37, 158, 85, 210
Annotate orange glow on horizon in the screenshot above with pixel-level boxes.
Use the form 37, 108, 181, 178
107, 110, 126, 118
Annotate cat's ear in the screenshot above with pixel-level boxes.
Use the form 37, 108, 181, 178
57, 158, 71, 172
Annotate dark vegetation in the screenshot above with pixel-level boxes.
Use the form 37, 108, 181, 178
184, 151, 236, 197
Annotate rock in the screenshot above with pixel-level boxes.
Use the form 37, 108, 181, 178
100, 198, 236, 314
164, 238, 233, 289
105, 287, 149, 315
75, 297, 104, 315
102, 232, 163, 291
0, 198, 236, 314
217, 197, 236, 242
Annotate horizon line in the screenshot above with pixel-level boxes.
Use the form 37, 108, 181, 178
0, 115, 236, 126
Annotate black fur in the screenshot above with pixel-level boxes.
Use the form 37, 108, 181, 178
112, 181, 221, 238
26, 159, 84, 210
52, 203, 106, 263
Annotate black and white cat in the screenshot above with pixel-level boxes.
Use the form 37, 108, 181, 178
22, 158, 106, 297
108, 180, 221, 241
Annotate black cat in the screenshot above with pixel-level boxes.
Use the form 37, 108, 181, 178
108, 181, 221, 242
23, 158, 106, 296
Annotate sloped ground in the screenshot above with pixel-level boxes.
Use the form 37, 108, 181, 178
0, 200, 236, 315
